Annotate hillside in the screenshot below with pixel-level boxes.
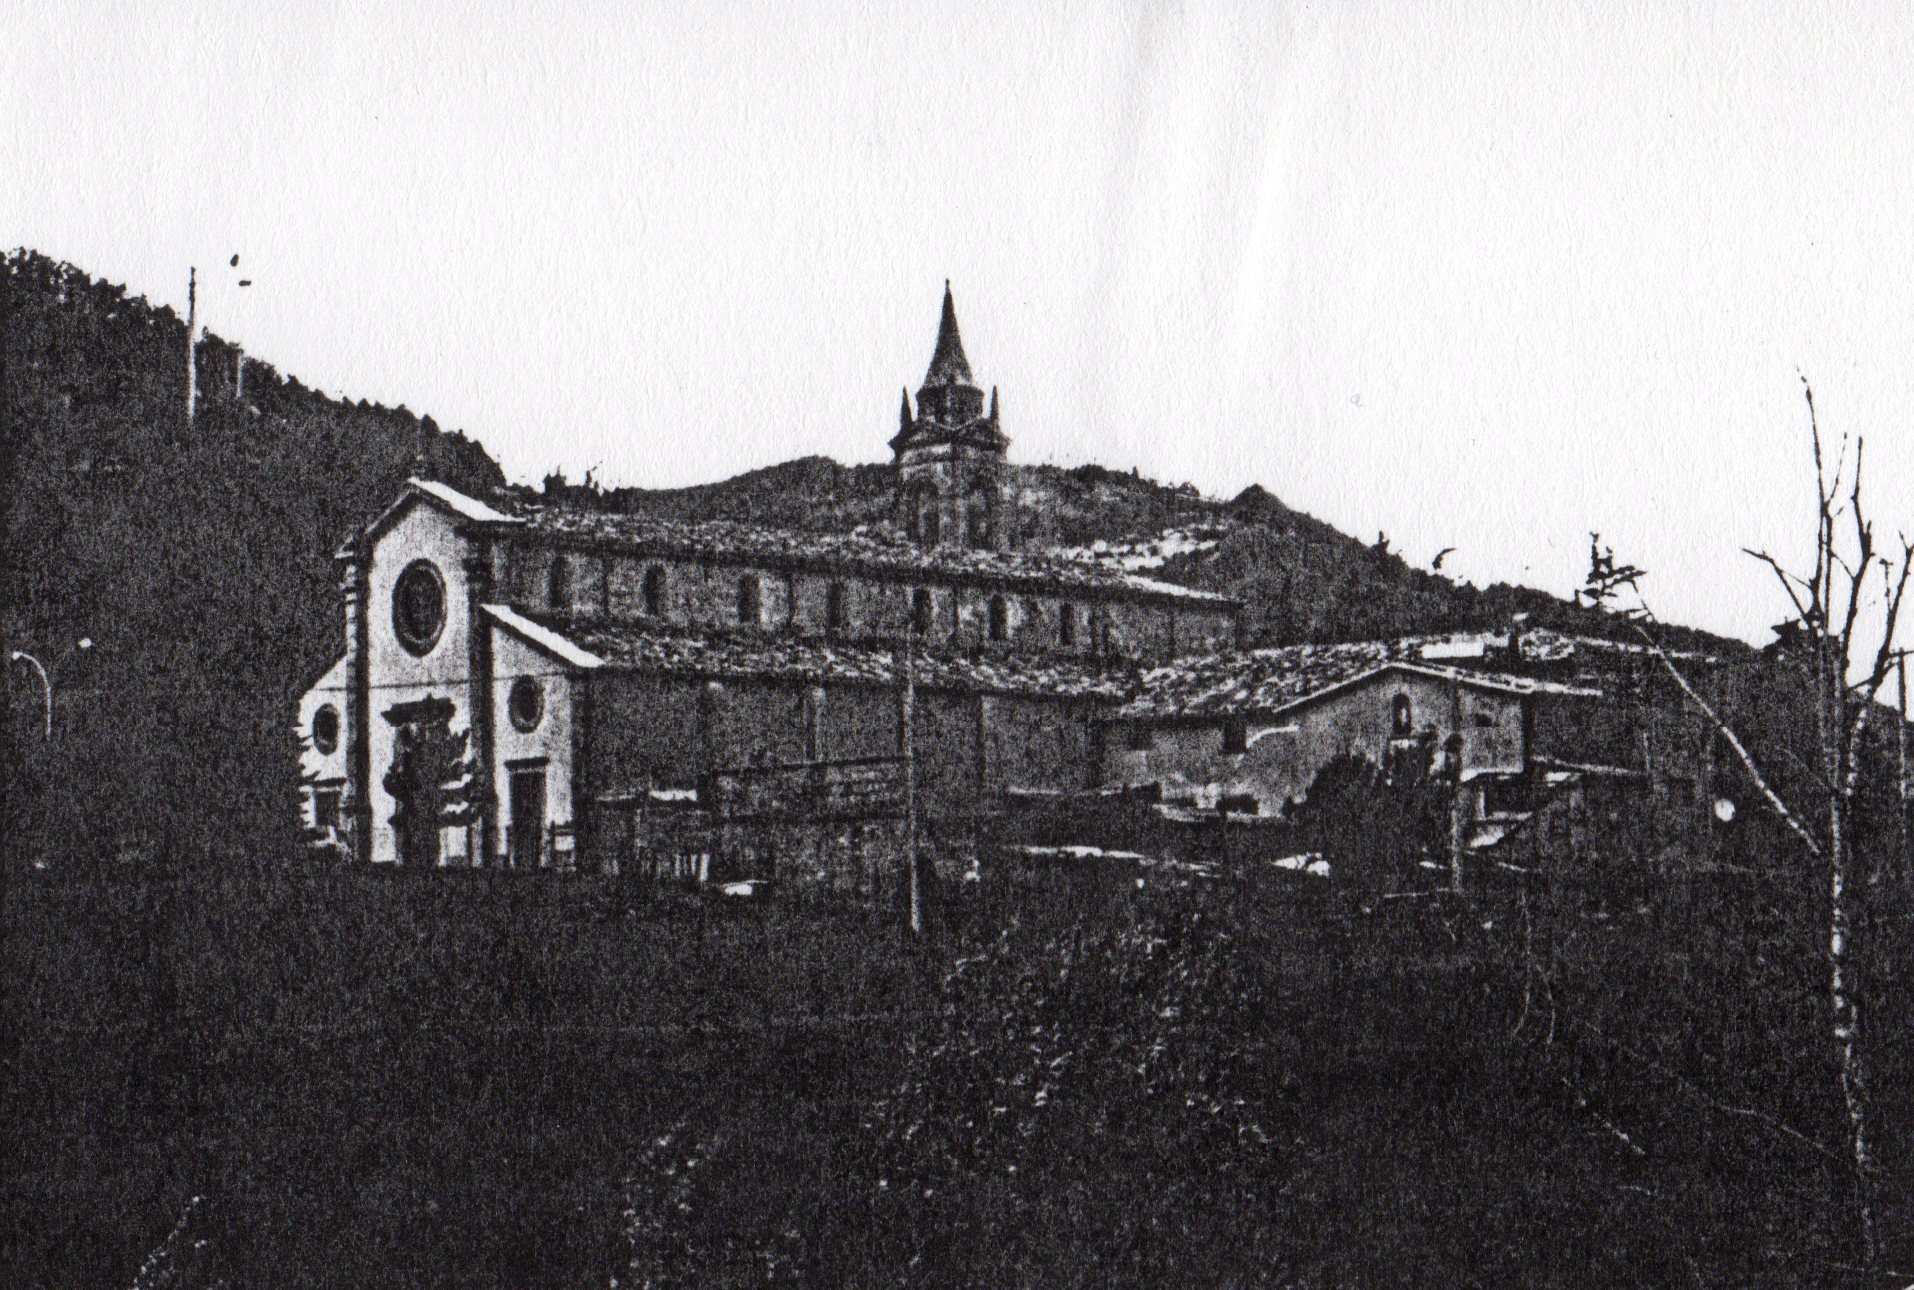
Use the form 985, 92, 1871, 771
3, 250, 1706, 860
3, 250, 504, 858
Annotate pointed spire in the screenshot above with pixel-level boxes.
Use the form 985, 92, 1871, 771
899, 387, 913, 432
988, 386, 999, 422
922, 280, 974, 388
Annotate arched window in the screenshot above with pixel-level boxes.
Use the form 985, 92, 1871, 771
1058, 603, 1078, 647
911, 587, 934, 637
908, 479, 941, 546
547, 554, 569, 610
987, 594, 1008, 642
737, 574, 761, 626
966, 484, 995, 549
642, 565, 666, 617
826, 582, 847, 635
1391, 693, 1413, 737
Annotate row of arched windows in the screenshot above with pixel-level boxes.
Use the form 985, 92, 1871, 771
541, 552, 1085, 646
549, 554, 670, 617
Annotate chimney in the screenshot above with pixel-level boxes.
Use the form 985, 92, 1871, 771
1507, 613, 1531, 667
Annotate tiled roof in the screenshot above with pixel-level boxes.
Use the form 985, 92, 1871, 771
1118, 635, 1605, 719
560, 619, 1137, 702
371, 478, 1229, 605
509, 501, 1231, 604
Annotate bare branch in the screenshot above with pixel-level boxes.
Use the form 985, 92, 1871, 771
1627, 621, 1822, 858
1744, 548, 1816, 627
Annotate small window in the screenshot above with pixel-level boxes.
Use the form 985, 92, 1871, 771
508, 676, 544, 733
826, 582, 847, 635
1222, 720, 1248, 755
737, 574, 761, 626
911, 587, 934, 637
987, 594, 1008, 642
642, 565, 666, 617
1474, 712, 1495, 728
1059, 603, 1078, 647
966, 486, 994, 549
313, 786, 342, 833
1125, 724, 1153, 752
908, 481, 940, 546
1391, 693, 1413, 737
804, 686, 825, 761
311, 704, 340, 755
548, 555, 569, 610
392, 560, 446, 656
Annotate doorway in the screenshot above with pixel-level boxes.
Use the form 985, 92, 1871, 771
508, 765, 547, 868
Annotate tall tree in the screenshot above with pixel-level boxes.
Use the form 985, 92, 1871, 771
1581, 381, 1911, 1268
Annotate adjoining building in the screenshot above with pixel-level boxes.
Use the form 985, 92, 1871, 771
1103, 635, 1607, 847
298, 287, 1237, 869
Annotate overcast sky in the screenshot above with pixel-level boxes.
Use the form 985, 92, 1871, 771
10, 2, 1914, 645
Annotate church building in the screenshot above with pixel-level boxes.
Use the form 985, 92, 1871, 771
298, 287, 1239, 868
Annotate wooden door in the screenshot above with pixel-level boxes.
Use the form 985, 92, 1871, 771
509, 766, 547, 868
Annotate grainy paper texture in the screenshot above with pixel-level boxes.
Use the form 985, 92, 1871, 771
6, 5, 1914, 1285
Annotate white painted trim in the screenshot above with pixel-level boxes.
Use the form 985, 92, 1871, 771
480, 604, 605, 670
407, 477, 520, 525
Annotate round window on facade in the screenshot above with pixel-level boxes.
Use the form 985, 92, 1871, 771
508, 675, 545, 733
392, 560, 447, 656
311, 704, 340, 754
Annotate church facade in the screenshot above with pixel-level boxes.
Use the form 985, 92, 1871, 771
298, 288, 1238, 868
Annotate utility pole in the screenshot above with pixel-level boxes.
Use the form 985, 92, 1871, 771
902, 616, 921, 936
184, 266, 197, 430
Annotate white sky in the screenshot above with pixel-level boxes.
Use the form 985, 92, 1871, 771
10, 1, 1914, 645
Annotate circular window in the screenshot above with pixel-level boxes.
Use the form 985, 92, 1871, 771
311, 704, 340, 754
508, 676, 544, 732
392, 560, 447, 656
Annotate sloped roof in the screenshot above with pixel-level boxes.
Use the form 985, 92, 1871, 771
481, 604, 605, 670
512, 502, 1230, 604
558, 619, 1135, 702
350, 477, 1231, 605
1119, 636, 1603, 720
410, 477, 517, 524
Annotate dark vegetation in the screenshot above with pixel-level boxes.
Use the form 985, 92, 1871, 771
7, 855, 1913, 1286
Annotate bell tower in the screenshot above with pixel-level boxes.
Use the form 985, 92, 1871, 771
891, 283, 1009, 551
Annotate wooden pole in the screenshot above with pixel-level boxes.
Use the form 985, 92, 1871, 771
184, 266, 197, 430
903, 616, 921, 936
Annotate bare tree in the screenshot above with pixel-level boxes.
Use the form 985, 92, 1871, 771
1581, 381, 1910, 1269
